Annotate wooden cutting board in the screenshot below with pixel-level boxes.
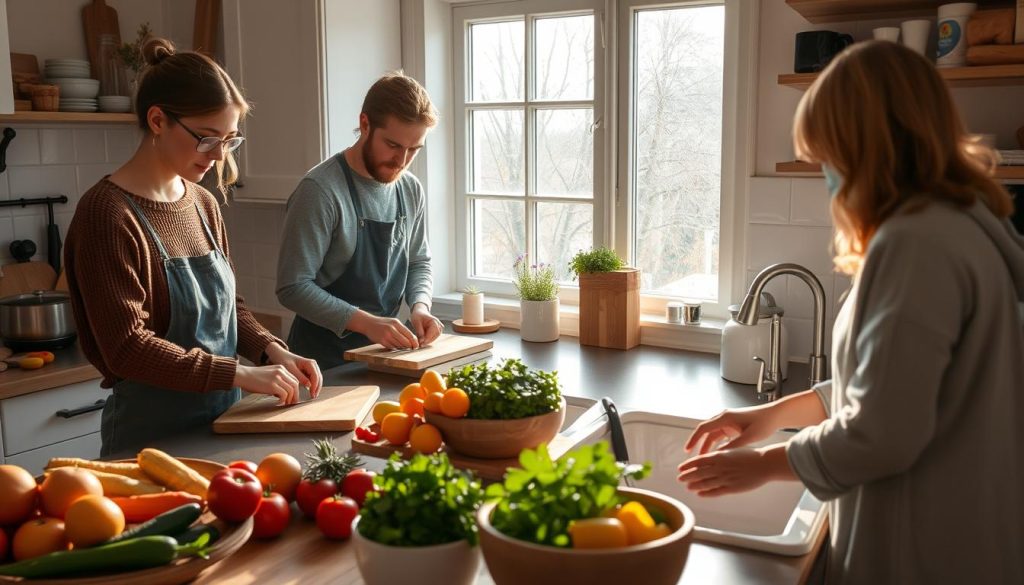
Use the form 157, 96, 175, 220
82, 0, 121, 81
365, 351, 493, 379
344, 334, 493, 371
0, 262, 58, 298
212, 385, 379, 434
351, 426, 578, 481
193, 0, 221, 56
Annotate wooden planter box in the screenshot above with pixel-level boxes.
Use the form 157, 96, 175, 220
578, 268, 640, 350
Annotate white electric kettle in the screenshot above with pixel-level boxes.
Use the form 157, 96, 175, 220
720, 292, 789, 384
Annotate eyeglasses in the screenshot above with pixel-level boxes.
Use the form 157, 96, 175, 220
165, 111, 245, 153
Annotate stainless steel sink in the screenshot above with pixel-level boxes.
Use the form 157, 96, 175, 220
558, 398, 826, 556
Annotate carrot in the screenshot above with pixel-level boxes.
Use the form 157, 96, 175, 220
109, 492, 205, 523
46, 458, 153, 482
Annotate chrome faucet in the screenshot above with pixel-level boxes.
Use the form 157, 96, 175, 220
738, 263, 828, 401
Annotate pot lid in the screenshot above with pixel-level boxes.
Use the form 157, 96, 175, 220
728, 292, 784, 319
0, 290, 71, 307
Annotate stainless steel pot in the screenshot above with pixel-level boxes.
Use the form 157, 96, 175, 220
0, 290, 77, 342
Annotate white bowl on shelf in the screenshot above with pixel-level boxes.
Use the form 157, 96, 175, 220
45, 66, 91, 79
45, 58, 90, 67
46, 78, 100, 99
97, 96, 131, 113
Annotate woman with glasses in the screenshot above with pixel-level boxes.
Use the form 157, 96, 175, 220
65, 37, 321, 456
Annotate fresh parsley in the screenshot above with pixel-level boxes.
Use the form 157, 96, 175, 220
446, 358, 562, 420
358, 453, 484, 546
485, 441, 651, 547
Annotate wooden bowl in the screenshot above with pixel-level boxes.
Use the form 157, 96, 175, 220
477, 487, 696, 585
424, 397, 566, 459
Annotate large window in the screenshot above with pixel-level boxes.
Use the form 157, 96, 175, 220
455, 0, 739, 311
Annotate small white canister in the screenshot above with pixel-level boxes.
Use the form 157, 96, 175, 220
936, 3, 977, 68
720, 293, 789, 384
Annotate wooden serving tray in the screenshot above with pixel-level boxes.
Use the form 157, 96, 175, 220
343, 334, 493, 371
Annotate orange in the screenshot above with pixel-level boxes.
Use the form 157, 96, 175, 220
12, 517, 67, 561
381, 412, 414, 445
419, 370, 446, 395
440, 388, 470, 418
39, 468, 102, 519
408, 423, 443, 454
0, 464, 39, 526
423, 391, 445, 413
398, 383, 426, 406
256, 453, 303, 501
371, 400, 401, 424
64, 495, 125, 547
568, 517, 629, 549
401, 397, 425, 418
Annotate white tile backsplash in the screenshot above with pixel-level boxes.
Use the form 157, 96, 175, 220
256, 277, 282, 311
7, 166, 77, 218
252, 243, 279, 279
252, 208, 284, 244
12, 214, 48, 259
73, 129, 107, 164
0, 217, 14, 261
748, 177, 791, 224
105, 129, 139, 163
747, 224, 834, 276
5, 129, 39, 166
76, 163, 118, 201
790, 178, 831, 226
40, 130, 75, 165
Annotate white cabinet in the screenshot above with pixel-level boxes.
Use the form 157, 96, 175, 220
1, 380, 109, 475
222, 0, 327, 203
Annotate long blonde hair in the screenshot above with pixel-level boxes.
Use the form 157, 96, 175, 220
793, 41, 1012, 275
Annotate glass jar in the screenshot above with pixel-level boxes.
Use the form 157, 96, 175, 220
97, 33, 128, 97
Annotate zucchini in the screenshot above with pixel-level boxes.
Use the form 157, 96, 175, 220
105, 503, 202, 544
0, 536, 179, 578
173, 523, 220, 546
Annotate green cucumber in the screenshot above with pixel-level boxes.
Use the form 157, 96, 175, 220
0, 536, 181, 578
106, 503, 203, 544
173, 523, 220, 546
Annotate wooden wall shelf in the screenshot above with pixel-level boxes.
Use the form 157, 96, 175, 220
775, 161, 1024, 180
0, 112, 136, 124
779, 64, 1024, 90
786, 0, 1007, 23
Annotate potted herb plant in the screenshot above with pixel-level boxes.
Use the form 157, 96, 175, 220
425, 358, 565, 459
569, 247, 640, 350
513, 254, 560, 342
353, 453, 484, 585
461, 285, 484, 326
477, 442, 695, 585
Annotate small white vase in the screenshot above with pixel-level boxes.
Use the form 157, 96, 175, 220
462, 292, 484, 325
520, 299, 560, 342
352, 516, 481, 585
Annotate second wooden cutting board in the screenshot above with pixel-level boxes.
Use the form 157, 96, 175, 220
212, 385, 379, 434
344, 334, 493, 371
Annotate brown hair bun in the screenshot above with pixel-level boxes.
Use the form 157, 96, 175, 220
141, 37, 175, 67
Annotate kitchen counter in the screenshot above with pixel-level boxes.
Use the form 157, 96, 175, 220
112, 328, 825, 584
0, 344, 101, 401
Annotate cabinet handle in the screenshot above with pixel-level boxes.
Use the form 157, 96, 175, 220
55, 399, 106, 419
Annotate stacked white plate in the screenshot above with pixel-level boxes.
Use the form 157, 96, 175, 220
97, 96, 131, 113
44, 59, 91, 81
60, 97, 98, 112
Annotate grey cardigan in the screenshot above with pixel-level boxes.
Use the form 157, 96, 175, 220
786, 201, 1024, 584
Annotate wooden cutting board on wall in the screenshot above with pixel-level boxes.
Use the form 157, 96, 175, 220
212, 385, 379, 434
343, 334, 493, 372
0, 262, 58, 298
82, 0, 122, 81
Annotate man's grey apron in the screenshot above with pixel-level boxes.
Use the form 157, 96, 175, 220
287, 154, 409, 370
100, 195, 241, 456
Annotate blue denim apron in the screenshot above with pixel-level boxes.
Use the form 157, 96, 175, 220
100, 195, 241, 456
287, 154, 409, 370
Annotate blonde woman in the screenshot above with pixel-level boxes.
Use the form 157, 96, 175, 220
678, 41, 1023, 583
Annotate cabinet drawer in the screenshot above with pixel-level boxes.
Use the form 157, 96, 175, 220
6, 432, 101, 476
1, 380, 109, 456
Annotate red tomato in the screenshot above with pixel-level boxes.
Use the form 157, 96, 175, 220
295, 479, 338, 520
207, 469, 262, 522
228, 460, 259, 475
341, 470, 377, 507
316, 496, 358, 540
252, 491, 291, 539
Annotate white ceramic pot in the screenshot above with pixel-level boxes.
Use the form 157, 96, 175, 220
720, 294, 789, 384
519, 299, 559, 342
936, 2, 977, 68
352, 516, 481, 585
462, 292, 484, 325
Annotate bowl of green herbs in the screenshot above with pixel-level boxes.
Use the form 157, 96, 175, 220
424, 359, 565, 459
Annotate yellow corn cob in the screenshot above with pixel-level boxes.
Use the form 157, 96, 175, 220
84, 469, 165, 497
46, 458, 153, 482
137, 448, 210, 497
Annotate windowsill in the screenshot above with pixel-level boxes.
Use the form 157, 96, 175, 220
431, 292, 724, 354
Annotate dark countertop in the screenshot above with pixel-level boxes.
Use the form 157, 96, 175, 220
0, 344, 101, 401
131, 328, 822, 585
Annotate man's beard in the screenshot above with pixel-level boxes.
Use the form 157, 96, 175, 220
362, 129, 405, 184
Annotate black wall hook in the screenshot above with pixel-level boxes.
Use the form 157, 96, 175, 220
0, 127, 16, 174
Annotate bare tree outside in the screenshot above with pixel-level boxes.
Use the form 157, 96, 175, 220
634, 5, 724, 300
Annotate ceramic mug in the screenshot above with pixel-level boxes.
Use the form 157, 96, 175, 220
794, 30, 854, 73
873, 27, 900, 42
901, 19, 932, 57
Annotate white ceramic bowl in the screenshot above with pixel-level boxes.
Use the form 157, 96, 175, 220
45, 58, 90, 67
98, 96, 131, 113
351, 516, 481, 585
47, 78, 99, 99
45, 67, 91, 79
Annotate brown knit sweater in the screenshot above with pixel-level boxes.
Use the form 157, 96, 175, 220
64, 177, 281, 392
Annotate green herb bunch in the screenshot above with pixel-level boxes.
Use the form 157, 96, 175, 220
118, 22, 153, 77
568, 247, 625, 278
513, 253, 559, 301
463, 284, 481, 295
446, 358, 562, 420
358, 453, 484, 546
486, 442, 650, 547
